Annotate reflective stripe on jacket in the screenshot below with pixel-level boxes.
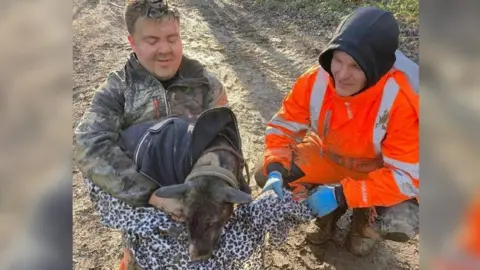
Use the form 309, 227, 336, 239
264, 50, 419, 208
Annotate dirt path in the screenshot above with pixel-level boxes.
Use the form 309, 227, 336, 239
73, 0, 419, 269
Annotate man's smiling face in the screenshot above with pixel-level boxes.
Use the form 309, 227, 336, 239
128, 16, 183, 80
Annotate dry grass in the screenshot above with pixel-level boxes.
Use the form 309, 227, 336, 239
254, 0, 419, 26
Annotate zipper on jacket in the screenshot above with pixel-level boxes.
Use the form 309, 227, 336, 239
162, 89, 171, 115
152, 77, 171, 117
153, 98, 160, 119
345, 102, 353, 119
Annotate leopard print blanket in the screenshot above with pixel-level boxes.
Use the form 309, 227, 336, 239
83, 178, 315, 269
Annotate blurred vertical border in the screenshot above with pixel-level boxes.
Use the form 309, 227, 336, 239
0, 0, 73, 269
420, 0, 480, 268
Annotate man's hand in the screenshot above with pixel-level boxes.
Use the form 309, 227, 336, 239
262, 171, 284, 199
149, 193, 185, 222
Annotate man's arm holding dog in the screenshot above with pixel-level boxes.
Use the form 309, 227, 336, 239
73, 72, 157, 207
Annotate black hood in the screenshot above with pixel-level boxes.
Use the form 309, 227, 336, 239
319, 7, 399, 90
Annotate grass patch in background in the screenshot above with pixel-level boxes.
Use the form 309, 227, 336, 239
253, 0, 419, 26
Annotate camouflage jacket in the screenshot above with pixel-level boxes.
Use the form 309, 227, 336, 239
73, 52, 229, 207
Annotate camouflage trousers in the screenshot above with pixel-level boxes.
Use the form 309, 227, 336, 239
372, 198, 419, 240
311, 198, 419, 244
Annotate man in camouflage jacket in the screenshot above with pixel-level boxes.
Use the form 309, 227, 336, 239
73, 0, 228, 208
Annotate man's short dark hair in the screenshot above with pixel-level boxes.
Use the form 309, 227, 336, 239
124, 0, 180, 35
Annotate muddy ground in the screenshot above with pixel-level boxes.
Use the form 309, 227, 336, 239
73, 0, 419, 269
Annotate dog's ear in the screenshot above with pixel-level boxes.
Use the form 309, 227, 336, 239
154, 183, 190, 199
222, 186, 252, 204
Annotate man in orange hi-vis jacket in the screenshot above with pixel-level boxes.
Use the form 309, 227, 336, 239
254, 6, 419, 257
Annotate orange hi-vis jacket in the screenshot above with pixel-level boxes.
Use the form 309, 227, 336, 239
264, 50, 419, 208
